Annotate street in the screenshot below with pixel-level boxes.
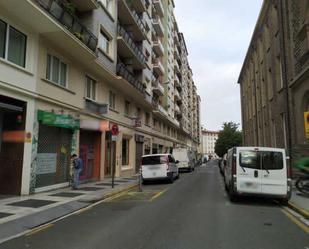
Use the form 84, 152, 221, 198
1, 160, 308, 249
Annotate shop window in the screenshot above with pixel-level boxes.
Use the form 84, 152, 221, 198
85, 76, 96, 100
109, 91, 116, 109
0, 19, 27, 67
46, 54, 67, 87
122, 138, 129, 165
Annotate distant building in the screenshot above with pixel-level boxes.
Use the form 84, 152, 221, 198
202, 130, 219, 157
238, 0, 309, 165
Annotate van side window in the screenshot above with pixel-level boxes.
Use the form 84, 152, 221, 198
261, 151, 283, 170
239, 151, 260, 169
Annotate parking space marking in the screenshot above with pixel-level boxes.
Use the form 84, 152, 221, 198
150, 189, 168, 202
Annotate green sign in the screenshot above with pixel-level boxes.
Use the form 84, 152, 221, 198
38, 110, 80, 129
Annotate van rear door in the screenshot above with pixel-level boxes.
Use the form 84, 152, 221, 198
260, 150, 287, 195
237, 149, 262, 194
142, 155, 168, 179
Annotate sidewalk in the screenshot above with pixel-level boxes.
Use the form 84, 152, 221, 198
0, 177, 138, 243
288, 183, 309, 219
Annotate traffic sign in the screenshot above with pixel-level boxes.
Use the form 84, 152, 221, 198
111, 123, 119, 136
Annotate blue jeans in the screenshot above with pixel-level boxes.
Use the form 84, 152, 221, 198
73, 168, 82, 188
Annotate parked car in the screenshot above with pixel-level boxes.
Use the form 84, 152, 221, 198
141, 154, 179, 183
224, 147, 291, 202
173, 148, 195, 172
218, 153, 227, 175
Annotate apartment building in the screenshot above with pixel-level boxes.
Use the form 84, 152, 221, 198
0, 0, 201, 196
238, 0, 309, 165
201, 129, 219, 157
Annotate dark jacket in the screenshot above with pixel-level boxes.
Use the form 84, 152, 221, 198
74, 158, 83, 170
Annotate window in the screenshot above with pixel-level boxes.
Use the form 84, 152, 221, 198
142, 155, 167, 165
145, 112, 150, 126
239, 151, 260, 169
109, 91, 116, 109
99, 0, 113, 15
46, 54, 67, 87
124, 100, 130, 116
99, 30, 110, 55
122, 138, 129, 165
261, 151, 283, 170
85, 76, 96, 100
136, 107, 141, 118
0, 20, 27, 67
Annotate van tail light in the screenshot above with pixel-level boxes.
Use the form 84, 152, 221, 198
232, 158, 236, 175
166, 156, 170, 171
287, 164, 291, 179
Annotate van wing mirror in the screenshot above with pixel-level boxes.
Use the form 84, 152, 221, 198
286, 156, 290, 160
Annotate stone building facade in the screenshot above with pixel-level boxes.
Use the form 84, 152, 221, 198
238, 0, 309, 166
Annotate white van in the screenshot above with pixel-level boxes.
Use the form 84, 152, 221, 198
173, 148, 194, 172
141, 154, 179, 183
224, 147, 291, 202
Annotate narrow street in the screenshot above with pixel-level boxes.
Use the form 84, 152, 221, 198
0, 160, 308, 249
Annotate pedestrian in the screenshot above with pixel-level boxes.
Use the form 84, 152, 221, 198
71, 154, 83, 190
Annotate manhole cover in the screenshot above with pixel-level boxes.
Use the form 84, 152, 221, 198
49, 192, 84, 197
8, 199, 57, 208
0, 212, 13, 219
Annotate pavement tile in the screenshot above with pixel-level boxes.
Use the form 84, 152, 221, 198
7, 199, 57, 208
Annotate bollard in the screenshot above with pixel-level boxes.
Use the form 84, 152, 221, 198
138, 167, 143, 192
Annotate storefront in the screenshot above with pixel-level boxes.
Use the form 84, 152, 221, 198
0, 95, 27, 195
79, 119, 106, 182
105, 131, 116, 177
35, 110, 79, 190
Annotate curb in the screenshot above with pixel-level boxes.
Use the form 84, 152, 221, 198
288, 201, 309, 219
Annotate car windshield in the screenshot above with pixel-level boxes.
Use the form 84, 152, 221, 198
142, 156, 166, 165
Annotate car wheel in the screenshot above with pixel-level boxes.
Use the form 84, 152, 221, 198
228, 182, 238, 202
169, 173, 174, 183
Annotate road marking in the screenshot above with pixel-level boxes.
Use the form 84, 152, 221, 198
103, 190, 129, 202
282, 209, 309, 234
150, 189, 168, 202
25, 223, 54, 237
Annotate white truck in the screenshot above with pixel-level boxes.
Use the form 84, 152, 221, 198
173, 148, 195, 172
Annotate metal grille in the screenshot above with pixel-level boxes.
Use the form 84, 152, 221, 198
35, 124, 73, 188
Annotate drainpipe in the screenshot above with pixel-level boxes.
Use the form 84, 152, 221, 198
279, 0, 292, 158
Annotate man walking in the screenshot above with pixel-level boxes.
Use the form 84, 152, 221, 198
71, 154, 83, 190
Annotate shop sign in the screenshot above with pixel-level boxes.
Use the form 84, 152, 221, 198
36, 153, 57, 175
80, 119, 109, 131
135, 134, 144, 143
38, 110, 79, 129
305, 111, 309, 139
111, 123, 119, 136
133, 118, 142, 128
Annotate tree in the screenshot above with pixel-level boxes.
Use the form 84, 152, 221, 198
215, 122, 242, 157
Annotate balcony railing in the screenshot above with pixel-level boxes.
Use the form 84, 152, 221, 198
117, 61, 145, 94
152, 17, 164, 36
124, 0, 147, 36
35, 0, 98, 53
118, 25, 146, 65
152, 80, 164, 96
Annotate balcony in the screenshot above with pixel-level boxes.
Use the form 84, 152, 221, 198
152, 81, 164, 96
118, 0, 147, 41
175, 105, 181, 114
35, 0, 98, 52
174, 75, 181, 88
174, 47, 181, 59
174, 89, 181, 101
153, 58, 165, 75
70, 0, 99, 11
153, 0, 164, 17
174, 60, 181, 73
152, 17, 164, 37
152, 100, 168, 118
130, 0, 147, 13
117, 62, 145, 94
174, 31, 179, 43
153, 38, 164, 56
117, 25, 146, 69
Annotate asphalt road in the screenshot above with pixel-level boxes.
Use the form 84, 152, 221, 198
1, 160, 308, 249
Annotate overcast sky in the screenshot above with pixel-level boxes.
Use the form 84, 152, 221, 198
174, 0, 263, 131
